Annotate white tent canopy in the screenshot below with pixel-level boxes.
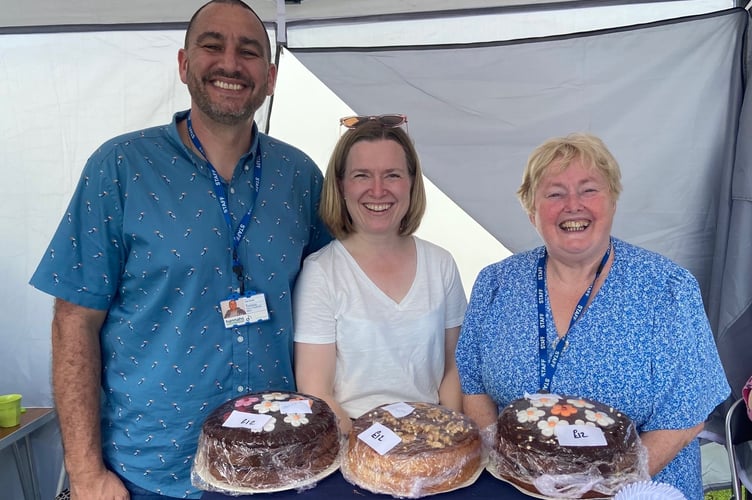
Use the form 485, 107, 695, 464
2, 1, 750, 497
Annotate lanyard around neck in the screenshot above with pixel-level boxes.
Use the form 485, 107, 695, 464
536, 240, 612, 392
187, 113, 261, 294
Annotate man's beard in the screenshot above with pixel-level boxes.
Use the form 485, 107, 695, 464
187, 70, 267, 126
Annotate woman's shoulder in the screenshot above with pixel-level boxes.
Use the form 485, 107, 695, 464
480, 245, 541, 272
612, 237, 698, 289
613, 238, 692, 274
301, 240, 342, 266
413, 236, 457, 262
470, 246, 541, 289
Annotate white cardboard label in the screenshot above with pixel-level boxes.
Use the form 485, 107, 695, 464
279, 400, 312, 414
555, 424, 607, 447
222, 410, 272, 431
357, 423, 402, 455
383, 402, 415, 418
525, 392, 562, 403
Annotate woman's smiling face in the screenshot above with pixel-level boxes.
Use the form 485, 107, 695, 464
530, 155, 616, 262
340, 139, 412, 237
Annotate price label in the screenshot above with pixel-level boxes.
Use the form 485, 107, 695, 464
383, 402, 414, 418
525, 392, 562, 403
357, 423, 401, 455
222, 410, 272, 431
279, 400, 312, 414
555, 425, 607, 447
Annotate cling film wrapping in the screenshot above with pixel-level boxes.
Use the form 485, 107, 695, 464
489, 394, 650, 499
341, 402, 483, 498
189, 391, 341, 495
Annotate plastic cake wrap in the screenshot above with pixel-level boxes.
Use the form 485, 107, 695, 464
341, 402, 483, 498
489, 393, 650, 499
191, 392, 341, 495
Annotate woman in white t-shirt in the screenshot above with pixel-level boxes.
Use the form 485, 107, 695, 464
293, 114, 467, 433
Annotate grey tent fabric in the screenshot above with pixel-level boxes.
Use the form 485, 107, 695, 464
711, 63, 752, 400
291, 10, 747, 305
290, 11, 751, 443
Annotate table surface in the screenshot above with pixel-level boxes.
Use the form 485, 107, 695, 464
0, 407, 56, 450
201, 468, 538, 500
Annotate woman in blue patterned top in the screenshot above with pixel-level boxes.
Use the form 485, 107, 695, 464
455, 132, 729, 500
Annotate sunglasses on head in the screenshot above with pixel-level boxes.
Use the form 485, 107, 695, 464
339, 114, 408, 129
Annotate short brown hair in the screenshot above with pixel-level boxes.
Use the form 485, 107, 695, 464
517, 132, 622, 216
185, 0, 272, 61
320, 121, 426, 240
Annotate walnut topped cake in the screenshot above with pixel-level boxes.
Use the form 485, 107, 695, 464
342, 402, 482, 498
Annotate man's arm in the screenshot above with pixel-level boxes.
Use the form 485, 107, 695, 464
52, 298, 128, 499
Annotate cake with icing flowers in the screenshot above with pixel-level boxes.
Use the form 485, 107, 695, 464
492, 393, 648, 498
193, 391, 340, 491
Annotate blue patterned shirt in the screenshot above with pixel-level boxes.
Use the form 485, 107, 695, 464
456, 237, 730, 500
29, 111, 331, 498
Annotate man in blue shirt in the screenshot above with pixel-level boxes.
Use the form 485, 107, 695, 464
29, 1, 330, 498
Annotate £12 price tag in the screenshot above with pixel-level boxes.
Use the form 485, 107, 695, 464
222, 410, 272, 432
358, 423, 401, 455
554, 424, 607, 447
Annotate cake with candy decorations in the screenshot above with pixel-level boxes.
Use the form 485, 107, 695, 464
192, 391, 340, 492
492, 393, 649, 498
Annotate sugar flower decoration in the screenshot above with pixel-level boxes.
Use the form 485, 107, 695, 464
516, 406, 546, 423
585, 409, 615, 427
284, 414, 310, 427
537, 416, 570, 437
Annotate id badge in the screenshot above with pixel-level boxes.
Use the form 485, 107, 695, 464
220, 292, 270, 329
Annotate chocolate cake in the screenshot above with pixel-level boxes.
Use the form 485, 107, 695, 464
193, 391, 340, 492
493, 393, 648, 498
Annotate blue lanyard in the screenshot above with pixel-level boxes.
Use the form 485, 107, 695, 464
536, 240, 611, 392
187, 114, 261, 294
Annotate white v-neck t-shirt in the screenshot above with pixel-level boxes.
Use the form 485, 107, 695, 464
293, 236, 467, 419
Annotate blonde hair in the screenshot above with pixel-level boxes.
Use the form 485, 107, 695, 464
517, 132, 622, 215
320, 121, 426, 240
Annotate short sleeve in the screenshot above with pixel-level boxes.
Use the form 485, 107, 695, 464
443, 255, 468, 329
292, 255, 336, 344
456, 265, 497, 395
29, 148, 126, 310
643, 269, 730, 431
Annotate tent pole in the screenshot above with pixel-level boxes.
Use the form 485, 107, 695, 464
262, 0, 287, 135
276, 0, 286, 45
